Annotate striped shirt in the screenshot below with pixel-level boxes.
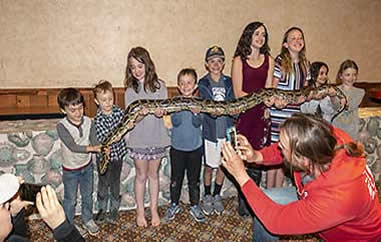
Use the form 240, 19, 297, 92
270, 55, 310, 143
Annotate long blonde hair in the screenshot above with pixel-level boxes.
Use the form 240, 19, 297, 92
279, 27, 309, 81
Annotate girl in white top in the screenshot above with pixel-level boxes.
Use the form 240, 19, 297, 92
301, 61, 336, 122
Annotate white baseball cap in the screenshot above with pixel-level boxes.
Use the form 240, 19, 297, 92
0, 173, 20, 204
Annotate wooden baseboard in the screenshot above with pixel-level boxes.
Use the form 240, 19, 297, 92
0, 87, 179, 118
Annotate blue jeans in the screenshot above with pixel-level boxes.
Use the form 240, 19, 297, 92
253, 186, 298, 242
97, 159, 123, 212
63, 162, 94, 224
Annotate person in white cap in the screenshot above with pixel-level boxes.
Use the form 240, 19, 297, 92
0, 173, 84, 241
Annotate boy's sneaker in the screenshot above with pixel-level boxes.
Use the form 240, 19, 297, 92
163, 203, 182, 222
95, 210, 107, 224
190, 205, 206, 223
201, 195, 214, 215
106, 209, 119, 225
84, 220, 99, 236
213, 195, 224, 215
74, 224, 88, 237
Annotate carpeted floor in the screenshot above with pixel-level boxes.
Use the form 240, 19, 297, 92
26, 196, 320, 242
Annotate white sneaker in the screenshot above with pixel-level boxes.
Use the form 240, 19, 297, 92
213, 195, 224, 215
201, 195, 214, 215
74, 224, 88, 237
83, 219, 99, 236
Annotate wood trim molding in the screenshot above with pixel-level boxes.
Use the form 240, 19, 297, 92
0, 87, 179, 118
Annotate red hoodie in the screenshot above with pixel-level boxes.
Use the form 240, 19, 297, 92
242, 128, 381, 241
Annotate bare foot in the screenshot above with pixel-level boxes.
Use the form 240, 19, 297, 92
151, 210, 160, 227
136, 214, 147, 227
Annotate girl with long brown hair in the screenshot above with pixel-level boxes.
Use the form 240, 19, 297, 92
124, 47, 170, 227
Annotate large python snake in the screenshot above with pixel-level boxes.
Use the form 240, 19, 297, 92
98, 84, 347, 174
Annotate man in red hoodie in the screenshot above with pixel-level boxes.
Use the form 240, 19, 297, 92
221, 113, 381, 241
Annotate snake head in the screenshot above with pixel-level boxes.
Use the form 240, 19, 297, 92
263, 96, 275, 107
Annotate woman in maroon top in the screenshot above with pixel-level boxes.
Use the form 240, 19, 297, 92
231, 21, 274, 217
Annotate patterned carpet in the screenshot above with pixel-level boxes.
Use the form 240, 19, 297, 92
25, 196, 320, 242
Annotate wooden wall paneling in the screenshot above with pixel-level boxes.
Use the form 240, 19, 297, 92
30, 95, 48, 107
80, 90, 93, 117
168, 87, 178, 98
37, 90, 48, 96
16, 96, 30, 108
114, 89, 125, 109
0, 95, 17, 108
48, 94, 59, 107
89, 94, 97, 117
0, 86, 200, 117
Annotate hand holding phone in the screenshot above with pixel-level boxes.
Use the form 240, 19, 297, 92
226, 127, 238, 150
19, 183, 44, 202
8, 183, 38, 216
36, 185, 66, 230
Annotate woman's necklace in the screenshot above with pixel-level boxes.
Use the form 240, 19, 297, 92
247, 55, 264, 68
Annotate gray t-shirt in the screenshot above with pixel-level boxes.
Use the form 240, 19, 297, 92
332, 85, 365, 140
209, 78, 227, 139
124, 80, 170, 149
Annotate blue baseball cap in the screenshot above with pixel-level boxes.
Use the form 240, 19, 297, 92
205, 45, 225, 62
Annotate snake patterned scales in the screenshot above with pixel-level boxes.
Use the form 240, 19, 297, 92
98, 84, 347, 174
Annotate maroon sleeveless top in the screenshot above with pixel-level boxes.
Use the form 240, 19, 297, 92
236, 55, 271, 150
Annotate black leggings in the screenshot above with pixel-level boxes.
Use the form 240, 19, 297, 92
169, 147, 202, 206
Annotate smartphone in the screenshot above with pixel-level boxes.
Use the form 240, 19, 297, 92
226, 126, 238, 149
19, 183, 44, 202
